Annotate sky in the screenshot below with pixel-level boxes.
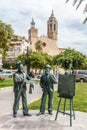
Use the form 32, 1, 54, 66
0, 0, 87, 56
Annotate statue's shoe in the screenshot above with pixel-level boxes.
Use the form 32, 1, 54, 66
13, 114, 17, 118
49, 112, 53, 115
23, 113, 32, 116
37, 112, 44, 116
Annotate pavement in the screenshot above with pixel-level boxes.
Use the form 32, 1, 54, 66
0, 83, 42, 116
0, 84, 87, 130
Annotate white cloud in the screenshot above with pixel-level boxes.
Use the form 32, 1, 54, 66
0, 0, 87, 55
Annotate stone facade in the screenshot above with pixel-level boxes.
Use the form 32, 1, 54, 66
28, 11, 64, 56
29, 37, 64, 56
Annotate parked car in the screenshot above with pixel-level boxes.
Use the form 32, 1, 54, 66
74, 70, 87, 82
0, 70, 13, 78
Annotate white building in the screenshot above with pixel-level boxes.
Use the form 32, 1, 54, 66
6, 36, 30, 62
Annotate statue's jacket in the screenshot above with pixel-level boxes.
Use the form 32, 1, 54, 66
13, 71, 30, 92
40, 73, 57, 92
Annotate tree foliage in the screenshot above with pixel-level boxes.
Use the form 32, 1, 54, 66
35, 40, 46, 52
35, 40, 43, 52
17, 52, 53, 70
16, 54, 26, 65
16, 49, 87, 70
0, 21, 14, 58
53, 48, 86, 69
29, 52, 53, 69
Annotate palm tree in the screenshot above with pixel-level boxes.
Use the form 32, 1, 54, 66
35, 40, 43, 52
65, 0, 87, 23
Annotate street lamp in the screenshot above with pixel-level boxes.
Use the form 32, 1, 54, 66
27, 46, 30, 74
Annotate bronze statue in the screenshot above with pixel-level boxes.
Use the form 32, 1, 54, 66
37, 64, 58, 115
13, 60, 32, 117
67, 62, 73, 75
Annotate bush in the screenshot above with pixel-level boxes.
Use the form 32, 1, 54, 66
2, 62, 16, 69
0, 77, 5, 82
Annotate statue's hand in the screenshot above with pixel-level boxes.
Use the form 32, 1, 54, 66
30, 83, 34, 89
42, 88, 46, 92
29, 83, 34, 94
46, 74, 50, 79
20, 78, 24, 83
50, 74, 58, 84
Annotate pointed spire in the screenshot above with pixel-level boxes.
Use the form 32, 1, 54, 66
31, 18, 35, 28
51, 10, 54, 17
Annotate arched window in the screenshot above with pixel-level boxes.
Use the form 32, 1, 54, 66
43, 42, 46, 47
54, 24, 56, 30
50, 24, 52, 31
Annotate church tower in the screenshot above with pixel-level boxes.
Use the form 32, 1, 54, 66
47, 10, 58, 40
28, 18, 38, 41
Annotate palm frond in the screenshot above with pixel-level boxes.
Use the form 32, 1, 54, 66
83, 4, 87, 13
65, 0, 70, 3
65, 0, 87, 23
73, 0, 78, 6
76, 0, 84, 10
83, 17, 87, 23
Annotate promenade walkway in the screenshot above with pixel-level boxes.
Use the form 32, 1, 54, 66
0, 84, 87, 130
0, 83, 42, 116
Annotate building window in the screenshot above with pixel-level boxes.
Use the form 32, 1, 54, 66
54, 24, 56, 30
50, 24, 52, 31
43, 42, 46, 47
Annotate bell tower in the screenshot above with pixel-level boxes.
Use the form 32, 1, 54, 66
47, 10, 58, 40
28, 18, 38, 41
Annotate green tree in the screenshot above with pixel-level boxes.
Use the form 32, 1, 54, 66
16, 52, 53, 71
16, 54, 26, 65
0, 21, 14, 58
3, 62, 15, 69
53, 48, 86, 69
83, 58, 87, 69
35, 40, 43, 52
35, 40, 46, 52
30, 52, 53, 70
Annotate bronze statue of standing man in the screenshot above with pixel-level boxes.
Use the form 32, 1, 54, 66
13, 61, 31, 117
37, 64, 58, 115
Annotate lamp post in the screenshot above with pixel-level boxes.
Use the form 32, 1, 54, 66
27, 46, 30, 74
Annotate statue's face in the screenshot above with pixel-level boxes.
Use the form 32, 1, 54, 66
45, 68, 50, 75
18, 64, 24, 72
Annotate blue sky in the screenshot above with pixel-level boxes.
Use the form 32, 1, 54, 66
0, 0, 87, 56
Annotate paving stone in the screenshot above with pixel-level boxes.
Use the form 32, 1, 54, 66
0, 110, 87, 130
13, 125, 25, 129
1, 125, 12, 129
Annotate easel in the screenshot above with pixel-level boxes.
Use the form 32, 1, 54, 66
55, 75, 76, 127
